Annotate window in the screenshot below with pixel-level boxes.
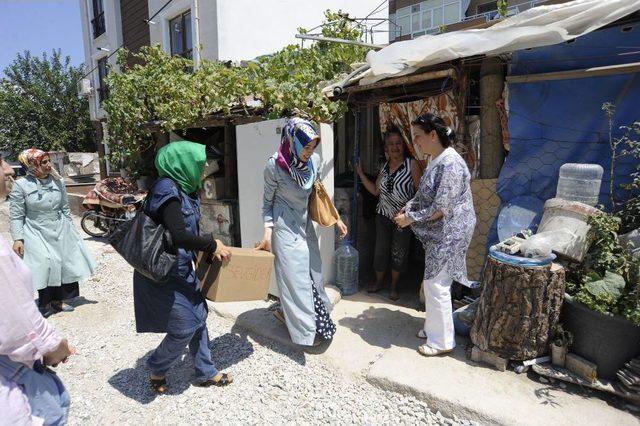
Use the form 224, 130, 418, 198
475, 2, 520, 20
97, 57, 108, 103
443, 3, 461, 24
476, 1, 497, 15
395, 6, 411, 37
169, 11, 192, 59
91, 0, 106, 38
394, 1, 462, 39
389, 13, 397, 40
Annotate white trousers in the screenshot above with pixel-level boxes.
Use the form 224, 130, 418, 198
422, 269, 455, 351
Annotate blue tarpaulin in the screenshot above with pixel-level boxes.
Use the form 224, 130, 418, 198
490, 24, 640, 244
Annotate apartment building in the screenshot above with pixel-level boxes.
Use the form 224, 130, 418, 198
79, 0, 389, 123
388, 0, 567, 41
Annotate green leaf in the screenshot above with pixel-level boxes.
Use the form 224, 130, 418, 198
583, 271, 626, 299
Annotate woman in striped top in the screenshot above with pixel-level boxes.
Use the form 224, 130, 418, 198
356, 126, 421, 300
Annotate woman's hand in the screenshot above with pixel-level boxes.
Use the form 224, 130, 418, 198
43, 338, 76, 367
213, 239, 232, 262
428, 210, 444, 222
336, 220, 348, 239
255, 228, 272, 252
13, 240, 24, 258
394, 213, 414, 228
354, 162, 364, 178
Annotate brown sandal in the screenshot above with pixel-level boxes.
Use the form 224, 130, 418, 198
273, 309, 286, 324
195, 373, 233, 387
150, 377, 168, 394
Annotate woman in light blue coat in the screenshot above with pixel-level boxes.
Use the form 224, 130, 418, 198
10, 149, 95, 317
257, 118, 347, 347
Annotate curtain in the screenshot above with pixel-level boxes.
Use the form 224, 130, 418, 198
379, 91, 475, 170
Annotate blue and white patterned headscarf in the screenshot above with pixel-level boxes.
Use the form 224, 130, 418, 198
276, 117, 319, 189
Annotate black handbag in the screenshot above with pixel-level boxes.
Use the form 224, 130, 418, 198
109, 192, 177, 283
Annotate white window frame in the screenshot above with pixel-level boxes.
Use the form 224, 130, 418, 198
395, 1, 462, 39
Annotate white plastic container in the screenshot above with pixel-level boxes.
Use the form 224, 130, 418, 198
334, 241, 359, 296
537, 198, 600, 262
555, 163, 604, 206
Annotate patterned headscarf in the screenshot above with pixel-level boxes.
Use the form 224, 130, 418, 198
18, 148, 52, 179
276, 118, 318, 189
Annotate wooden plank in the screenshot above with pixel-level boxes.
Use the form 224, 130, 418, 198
565, 353, 598, 383
532, 363, 640, 404
471, 346, 508, 372
344, 68, 456, 94
507, 62, 640, 84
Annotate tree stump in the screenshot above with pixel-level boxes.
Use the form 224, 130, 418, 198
470, 258, 565, 360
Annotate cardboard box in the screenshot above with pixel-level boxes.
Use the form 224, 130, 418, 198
196, 247, 274, 302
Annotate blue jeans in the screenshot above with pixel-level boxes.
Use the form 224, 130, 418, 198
0, 356, 70, 426
146, 325, 218, 382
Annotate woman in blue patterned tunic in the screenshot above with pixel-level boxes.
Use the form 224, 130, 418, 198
257, 118, 348, 347
394, 113, 476, 357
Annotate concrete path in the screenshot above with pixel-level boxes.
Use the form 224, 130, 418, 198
211, 290, 640, 426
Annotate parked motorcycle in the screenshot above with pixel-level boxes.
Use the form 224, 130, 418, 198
81, 177, 146, 238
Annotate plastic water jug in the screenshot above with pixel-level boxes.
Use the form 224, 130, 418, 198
555, 163, 604, 206
334, 240, 359, 296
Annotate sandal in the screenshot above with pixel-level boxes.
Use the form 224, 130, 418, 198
150, 377, 168, 394
39, 305, 57, 318
195, 373, 234, 387
389, 290, 400, 301
417, 344, 453, 357
416, 329, 428, 339
52, 301, 75, 312
273, 309, 286, 324
367, 283, 383, 293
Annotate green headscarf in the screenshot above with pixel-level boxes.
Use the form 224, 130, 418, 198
155, 140, 206, 194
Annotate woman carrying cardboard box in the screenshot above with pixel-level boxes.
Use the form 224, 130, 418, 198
257, 118, 348, 347
133, 141, 234, 393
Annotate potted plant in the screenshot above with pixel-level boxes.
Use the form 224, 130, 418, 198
563, 212, 640, 379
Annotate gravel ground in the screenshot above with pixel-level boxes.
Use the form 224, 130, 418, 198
1, 203, 473, 425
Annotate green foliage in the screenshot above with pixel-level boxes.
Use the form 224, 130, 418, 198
567, 211, 640, 325
617, 120, 640, 233
0, 50, 94, 156
497, 0, 509, 18
583, 213, 630, 277
574, 271, 626, 314
102, 10, 367, 168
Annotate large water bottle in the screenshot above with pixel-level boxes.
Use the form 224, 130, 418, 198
555, 163, 604, 206
334, 240, 359, 296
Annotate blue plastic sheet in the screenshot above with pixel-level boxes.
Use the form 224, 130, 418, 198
489, 24, 640, 245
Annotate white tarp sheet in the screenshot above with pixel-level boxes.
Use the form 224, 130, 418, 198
362, 0, 640, 84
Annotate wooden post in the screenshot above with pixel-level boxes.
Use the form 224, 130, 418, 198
224, 121, 238, 198
479, 57, 505, 179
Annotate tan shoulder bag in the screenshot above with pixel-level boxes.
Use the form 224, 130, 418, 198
308, 179, 339, 227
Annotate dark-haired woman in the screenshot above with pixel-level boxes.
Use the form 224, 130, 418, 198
356, 127, 421, 300
394, 114, 475, 357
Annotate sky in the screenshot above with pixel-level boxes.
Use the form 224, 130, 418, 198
0, 0, 85, 75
